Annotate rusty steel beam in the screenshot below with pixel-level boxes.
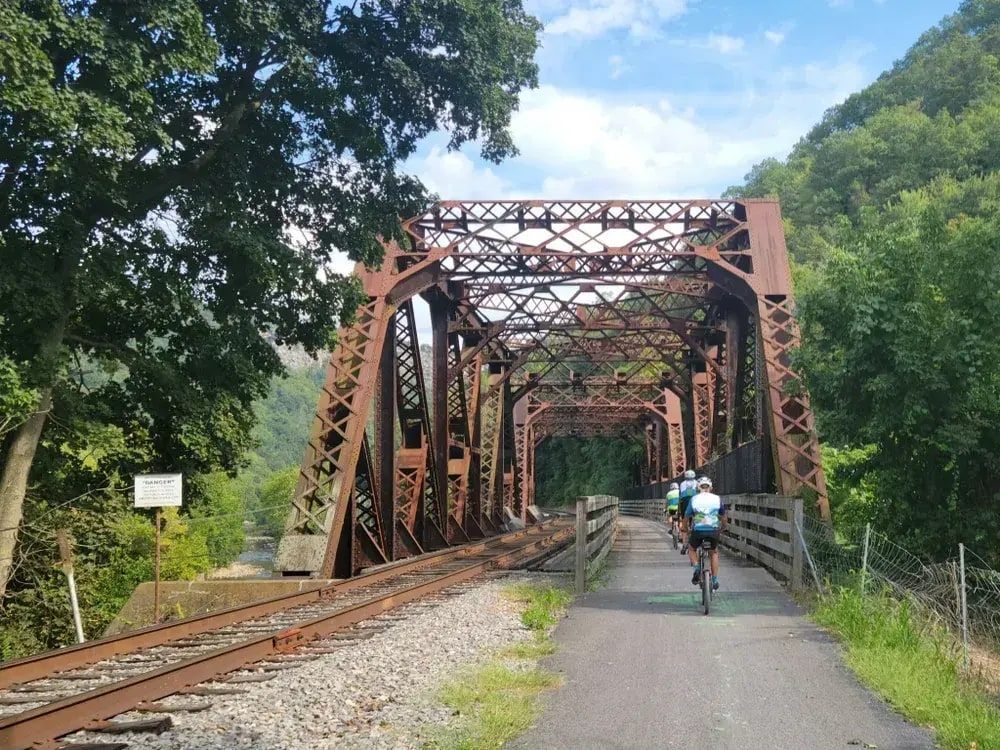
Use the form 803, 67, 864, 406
277, 199, 830, 577
664, 390, 687, 477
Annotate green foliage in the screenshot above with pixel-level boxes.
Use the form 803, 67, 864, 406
0, 320, 35, 438
255, 465, 298, 538
796, 202, 1000, 559
535, 437, 642, 506
499, 638, 557, 659
251, 365, 325, 473
0, 474, 251, 658
504, 582, 572, 632
432, 582, 567, 749
725, 1, 1000, 263
821, 445, 879, 540
188, 473, 245, 567
225, 363, 323, 539
814, 587, 1000, 750
723, 1, 1000, 561
1, 0, 541, 653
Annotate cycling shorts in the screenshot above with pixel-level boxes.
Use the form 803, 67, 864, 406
678, 497, 691, 518
689, 530, 721, 550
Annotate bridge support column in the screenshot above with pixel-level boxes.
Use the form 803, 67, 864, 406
480, 366, 506, 532
393, 300, 445, 554
664, 390, 686, 477
643, 424, 656, 485
430, 293, 458, 542
375, 312, 397, 560
691, 359, 714, 467
276, 261, 397, 578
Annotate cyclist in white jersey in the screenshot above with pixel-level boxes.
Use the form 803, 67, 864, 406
685, 476, 727, 591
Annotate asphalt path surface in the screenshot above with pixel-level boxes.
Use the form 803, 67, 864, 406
515, 516, 935, 750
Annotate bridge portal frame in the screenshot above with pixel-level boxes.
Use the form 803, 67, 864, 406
276, 199, 828, 578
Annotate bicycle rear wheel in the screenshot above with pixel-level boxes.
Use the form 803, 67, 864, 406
701, 550, 711, 615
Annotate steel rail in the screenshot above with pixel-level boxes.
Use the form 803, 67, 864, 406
0, 522, 573, 750
0, 521, 563, 690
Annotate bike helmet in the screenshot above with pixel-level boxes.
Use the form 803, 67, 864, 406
669, 482, 679, 490
696, 476, 713, 489
683, 469, 696, 479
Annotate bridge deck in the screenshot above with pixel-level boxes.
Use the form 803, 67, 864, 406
517, 516, 933, 750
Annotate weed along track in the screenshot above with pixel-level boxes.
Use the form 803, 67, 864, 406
0, 520, 573, 750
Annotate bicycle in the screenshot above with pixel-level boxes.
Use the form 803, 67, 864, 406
668, 513, 679, 549
698, 539, 713, 615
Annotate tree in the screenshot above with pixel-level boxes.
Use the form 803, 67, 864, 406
0, 0, 541, 601
795, 196, 1000, 559
535, 437, 643, 506
257, 466, 298, 538
189, 472, 245, 566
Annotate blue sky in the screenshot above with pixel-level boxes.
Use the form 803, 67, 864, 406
404, 0, 961, 201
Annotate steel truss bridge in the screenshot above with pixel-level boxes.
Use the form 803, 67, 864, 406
275, 199, 829, 578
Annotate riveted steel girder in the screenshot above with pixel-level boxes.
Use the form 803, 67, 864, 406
276, 200, 829, 578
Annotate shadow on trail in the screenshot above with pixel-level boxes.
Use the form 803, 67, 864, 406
575, 589, 801, 618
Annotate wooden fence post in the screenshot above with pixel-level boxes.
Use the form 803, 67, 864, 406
575, 497, 587, 595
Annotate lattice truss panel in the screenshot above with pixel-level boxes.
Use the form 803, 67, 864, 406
276, 200, 829, 577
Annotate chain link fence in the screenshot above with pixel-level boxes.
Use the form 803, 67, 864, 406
797, 516, 1000, 690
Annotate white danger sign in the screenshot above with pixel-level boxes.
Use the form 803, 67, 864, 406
134, 474, 183, 508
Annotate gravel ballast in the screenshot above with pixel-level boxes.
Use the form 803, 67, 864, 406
62, 572, 564, 750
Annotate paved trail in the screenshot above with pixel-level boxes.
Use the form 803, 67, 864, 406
516, 516, 934, 750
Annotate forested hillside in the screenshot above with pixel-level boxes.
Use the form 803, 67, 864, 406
726, 0, 1000, 560
535, 438, 643, 506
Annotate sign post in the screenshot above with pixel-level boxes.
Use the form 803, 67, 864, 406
56, 530, 85, 644
134, 474, 183, 623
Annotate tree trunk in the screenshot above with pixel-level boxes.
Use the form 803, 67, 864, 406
0, 387, 52, 604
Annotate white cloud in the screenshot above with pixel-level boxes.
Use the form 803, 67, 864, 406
507, 86, 759, 196
764, 29, 786, 45
407, 50, 870, 200
672, 33, 746, 55
410, 147, 511, 199
609, 54, 628, 79
546, 0, 688, 39
704, 33, 744, 55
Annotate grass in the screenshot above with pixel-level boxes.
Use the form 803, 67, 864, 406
425, 582, 572, 749
813, 587, 1000, 750
500, 638, 557, 659
586, 556, 611, 591
503, 581, 573, 632
428, 663, 563, 750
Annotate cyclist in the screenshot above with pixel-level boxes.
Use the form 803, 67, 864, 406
685, 476, 727, 591
665, 482, 680, 536
678, 469, 698, 553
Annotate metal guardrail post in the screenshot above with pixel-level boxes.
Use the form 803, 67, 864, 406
791, 498, 803, 592
959, 542, 969, 671
794, 518, 825, 597
860, 523, 871, 595
575, 497, 587, 595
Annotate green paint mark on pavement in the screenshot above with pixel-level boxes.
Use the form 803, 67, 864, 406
645, 592, 787, 617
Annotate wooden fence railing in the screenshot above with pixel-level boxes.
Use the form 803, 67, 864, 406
618, 497, 666, 521
541, 496, 618, 590
720, 494, 803, 588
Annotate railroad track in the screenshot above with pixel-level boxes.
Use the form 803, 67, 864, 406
0, 519, 573, 749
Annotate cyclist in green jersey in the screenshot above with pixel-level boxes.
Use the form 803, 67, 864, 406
665, 481, 680, 521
